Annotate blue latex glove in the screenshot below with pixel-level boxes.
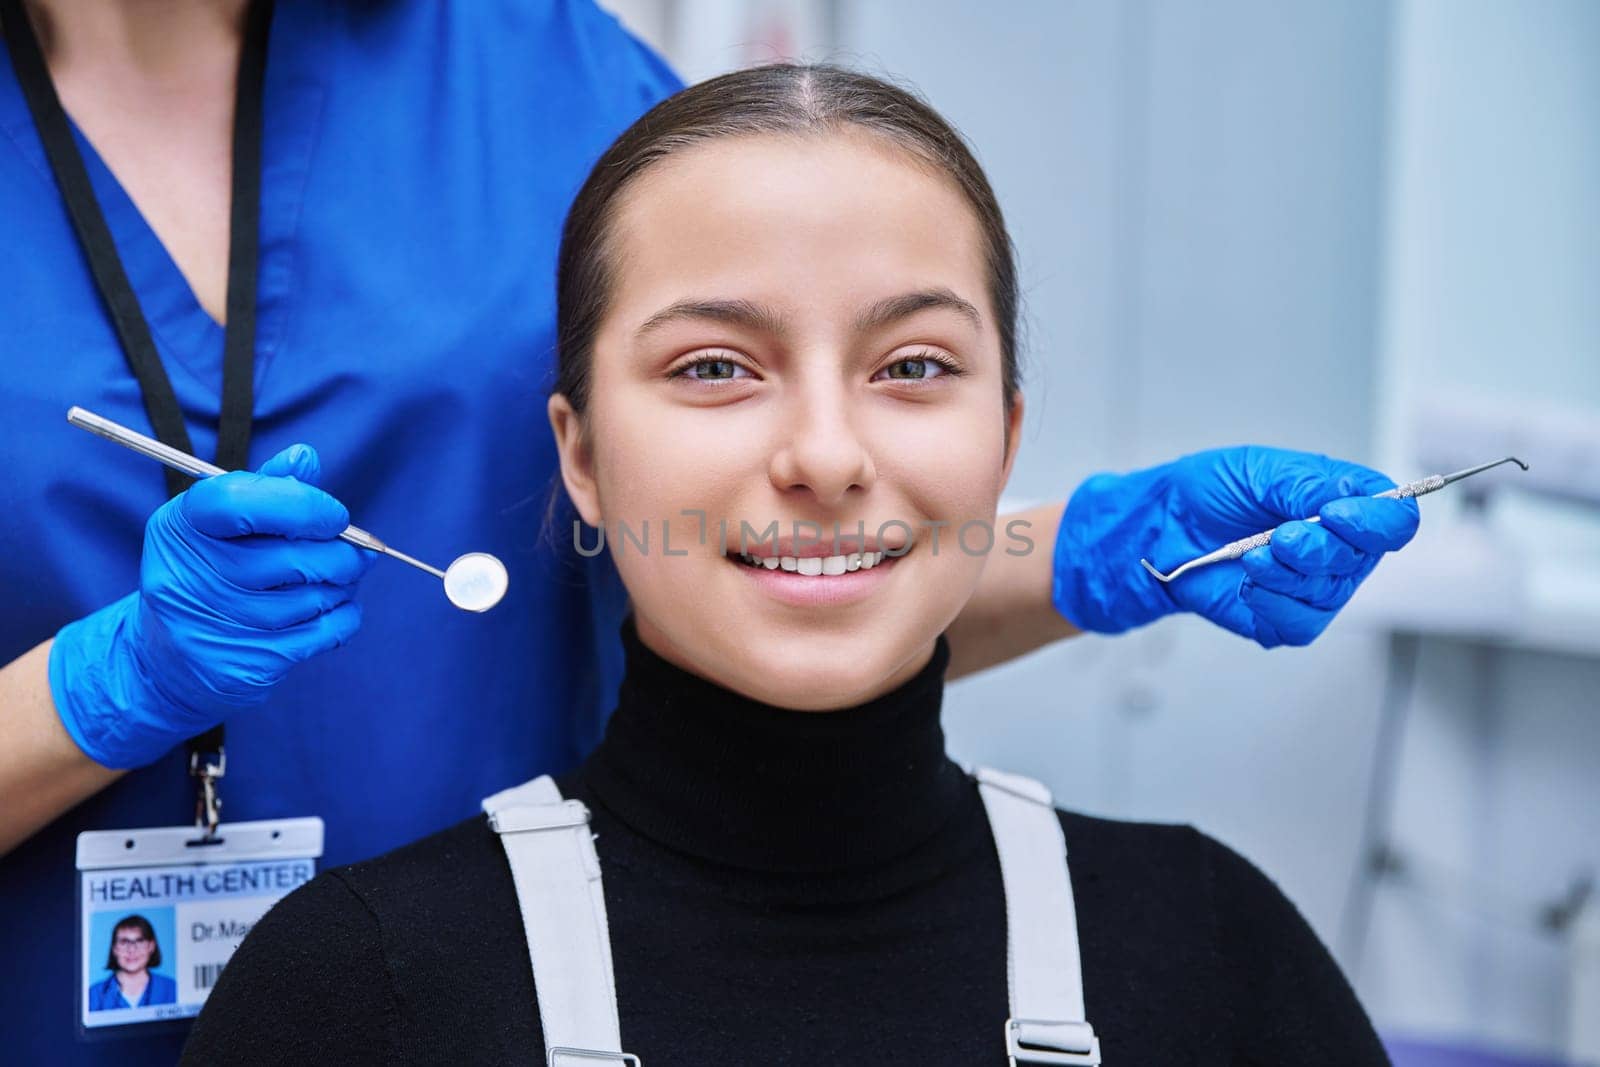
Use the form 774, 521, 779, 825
49, 445, 375, 769
1051, 446, 1420, 648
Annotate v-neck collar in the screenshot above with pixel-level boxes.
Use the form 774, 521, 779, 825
0, 1, 330, 405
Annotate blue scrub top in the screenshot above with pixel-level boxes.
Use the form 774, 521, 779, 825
0, 2, 680, 1061
88, 972, 178, 1013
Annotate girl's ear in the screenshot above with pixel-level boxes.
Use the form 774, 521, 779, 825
548, 393, 603, 527
999, 392, 1025, 489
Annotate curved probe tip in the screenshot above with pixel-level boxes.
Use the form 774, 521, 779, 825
1508, 456, 1530, 471
1139, 558, 1174, 583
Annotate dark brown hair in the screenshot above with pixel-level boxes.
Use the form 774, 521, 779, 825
553, 62, 1022, 414
104, 914, 161, 972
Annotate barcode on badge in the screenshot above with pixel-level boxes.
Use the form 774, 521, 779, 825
194, 962, 226, 990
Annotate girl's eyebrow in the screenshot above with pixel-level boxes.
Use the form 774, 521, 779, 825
635, 288, 981, 340
855, 288, 982, 333
636, 299, 789, 339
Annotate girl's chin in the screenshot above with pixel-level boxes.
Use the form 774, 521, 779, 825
711, 635, 935, 711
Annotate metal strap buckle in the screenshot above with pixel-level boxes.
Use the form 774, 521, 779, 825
547, 1048, 641, 1066
1005, 1018, 1101, 1066
187, 747, 226, 841
488, 800, 592, 835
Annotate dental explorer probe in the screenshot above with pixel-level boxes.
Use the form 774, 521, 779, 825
67, 406, 509, 612
1138, 456, 1530, 584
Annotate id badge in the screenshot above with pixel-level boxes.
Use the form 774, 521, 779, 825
75, 817, 322, 1038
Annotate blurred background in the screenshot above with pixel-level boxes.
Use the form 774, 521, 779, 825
599, 1, 1599, 1064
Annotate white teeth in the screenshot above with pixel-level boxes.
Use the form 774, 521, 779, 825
731, 549, 897, 574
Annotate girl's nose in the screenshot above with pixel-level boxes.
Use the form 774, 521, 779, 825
767, 379, 877, 508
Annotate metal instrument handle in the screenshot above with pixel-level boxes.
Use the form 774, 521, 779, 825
68, 406, 393, 556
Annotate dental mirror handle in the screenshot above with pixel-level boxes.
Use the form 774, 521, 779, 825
67, 406, 447, 580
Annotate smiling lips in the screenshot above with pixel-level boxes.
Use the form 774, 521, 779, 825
715, 525, 914, 608
723, 540, 912, 609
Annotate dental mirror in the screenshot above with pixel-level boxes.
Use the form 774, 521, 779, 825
67, 406, 509, 613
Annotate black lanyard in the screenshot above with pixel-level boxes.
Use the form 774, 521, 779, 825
2, 0, 275, 828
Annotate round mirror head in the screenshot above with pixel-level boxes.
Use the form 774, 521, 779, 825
443, 552, 509, 613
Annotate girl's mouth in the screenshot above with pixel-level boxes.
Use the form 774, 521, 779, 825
723, 545, 913, 607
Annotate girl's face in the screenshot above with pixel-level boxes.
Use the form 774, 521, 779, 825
550, 131, 1023, 709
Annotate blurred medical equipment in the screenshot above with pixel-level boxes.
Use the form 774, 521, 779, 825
1414, 393, 1600, 509
68, 406, 508, 612
1138, 457, 1529, 584
1325, 396, 1600, 1063
1574, 900, 1600, 1061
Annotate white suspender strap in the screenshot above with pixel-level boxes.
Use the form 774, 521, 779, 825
974, 766, 1102, 1066
481, 776, 639, 1067
481, 767, 1093, 1067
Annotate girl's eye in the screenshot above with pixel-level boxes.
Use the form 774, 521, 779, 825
672, 355, 753, 383
875, 350, 961, 382
670, 350, 961, 383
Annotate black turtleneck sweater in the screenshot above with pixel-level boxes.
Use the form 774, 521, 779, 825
182, 618, 1389, 1065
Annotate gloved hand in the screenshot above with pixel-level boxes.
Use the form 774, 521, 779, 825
49, 445, 375, 769
1051, 446, 1420, 648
